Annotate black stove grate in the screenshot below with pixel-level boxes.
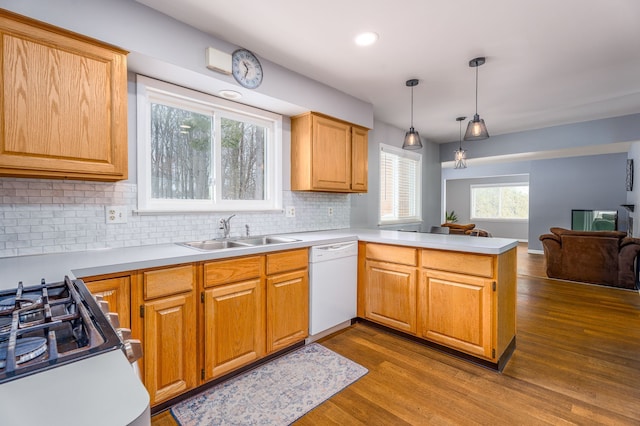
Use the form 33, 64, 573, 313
0, 277, 122, 384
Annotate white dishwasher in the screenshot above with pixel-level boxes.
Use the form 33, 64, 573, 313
308, 240, 358, 342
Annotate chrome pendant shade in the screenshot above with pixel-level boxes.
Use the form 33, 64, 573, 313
464, 57, 490, 141
402, 79, 423, 150
454, 116, 467, 169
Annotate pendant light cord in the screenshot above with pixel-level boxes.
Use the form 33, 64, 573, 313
459, 120, 463, 150
410, 86, 414, 128
474, 63, 479, 115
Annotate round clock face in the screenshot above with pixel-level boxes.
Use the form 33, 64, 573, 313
231, 49, 263, 89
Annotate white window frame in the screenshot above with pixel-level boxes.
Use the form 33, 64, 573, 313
136, 75, 282, 213
470, 183, 529, 222
378, 143, 422, 225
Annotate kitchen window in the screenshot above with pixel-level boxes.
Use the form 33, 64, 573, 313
470, 183, 529, 220
379, 144, 422, 224
136, 75, 282, 212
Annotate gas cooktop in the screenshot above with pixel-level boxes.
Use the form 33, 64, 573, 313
0, 276, 122, 384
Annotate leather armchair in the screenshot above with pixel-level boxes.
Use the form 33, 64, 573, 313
539, 227, 640, 289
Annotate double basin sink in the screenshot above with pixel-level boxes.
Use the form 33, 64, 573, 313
178, 236, 300, 251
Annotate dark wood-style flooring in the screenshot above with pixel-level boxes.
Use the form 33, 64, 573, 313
152, 244, 640, 425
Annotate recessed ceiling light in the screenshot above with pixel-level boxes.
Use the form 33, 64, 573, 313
354, 32, 379, 46
218, 89, 242, 100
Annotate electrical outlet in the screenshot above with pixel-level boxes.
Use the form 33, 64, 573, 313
106, 206, 128, 224
328, 207, 334, 217
285, 206, 296, 218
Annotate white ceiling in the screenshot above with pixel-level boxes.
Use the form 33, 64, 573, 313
137, 0, 640, 143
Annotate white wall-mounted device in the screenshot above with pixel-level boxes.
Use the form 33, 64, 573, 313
205, 47, 232, 75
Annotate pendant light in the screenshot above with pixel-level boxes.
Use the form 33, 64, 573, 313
464, 57, 490, 141
454, 116, 467, 169
402, 79, 422, 150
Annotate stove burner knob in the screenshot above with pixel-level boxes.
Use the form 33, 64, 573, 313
115, 327, 132, 341
97, 300, 110, 314
122, 338, 143, 364
106, 312, 120, 328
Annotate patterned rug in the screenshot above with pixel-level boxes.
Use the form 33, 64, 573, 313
171, 343, 368, 425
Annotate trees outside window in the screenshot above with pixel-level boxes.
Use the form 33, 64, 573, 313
471, 184, 529, 220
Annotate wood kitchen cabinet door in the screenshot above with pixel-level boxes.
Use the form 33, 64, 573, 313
364, 260, 417, 334
419, 270, 494, 359
266, 269, 308, 353
310, 114, 352, 191
0, 10, 128, 181
84, 275, 131, 328
350, 125, 368, 192
142, 292, 197, 405
203, 279, 265, 380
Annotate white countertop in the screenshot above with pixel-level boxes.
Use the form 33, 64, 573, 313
0, 228, 517, 287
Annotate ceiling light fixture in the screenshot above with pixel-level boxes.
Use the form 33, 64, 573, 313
218, 89, 242, 100
454, 116, 467, 169
402, 79, 422, 150
354, 31, 379, 46
464, 57, 490, 141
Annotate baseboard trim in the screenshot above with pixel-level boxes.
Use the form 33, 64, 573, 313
527, 249, 544, 255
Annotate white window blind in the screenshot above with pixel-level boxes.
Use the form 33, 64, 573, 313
379, 144, 422, 224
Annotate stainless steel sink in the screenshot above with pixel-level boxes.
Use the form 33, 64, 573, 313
177, 240, 248, 251
232, 236, 300, 246
177, 236, 299, 251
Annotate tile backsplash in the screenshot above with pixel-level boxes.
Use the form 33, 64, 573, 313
0, 178, 350, 258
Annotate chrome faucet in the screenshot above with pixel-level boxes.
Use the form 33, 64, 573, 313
245, 224, 250, 237
219, 214, 235, 239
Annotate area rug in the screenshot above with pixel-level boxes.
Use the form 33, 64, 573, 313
170, 343, 368, 425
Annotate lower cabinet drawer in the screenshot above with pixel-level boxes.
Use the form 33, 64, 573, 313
421, 249, 494, 278
143, 264, 195, 300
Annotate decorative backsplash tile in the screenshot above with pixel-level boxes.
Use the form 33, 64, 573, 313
0, 178, 350, 258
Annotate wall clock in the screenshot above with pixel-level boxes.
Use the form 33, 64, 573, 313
231, 49, 263, 89
626, 159, 634, 191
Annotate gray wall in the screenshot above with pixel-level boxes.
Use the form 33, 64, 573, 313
626, 142, 640, 237
445, 175, 529, 240
442, 153, 628, 250
529, 153, 628, 251
350, 120, 441, 229
439, 114, 640, 162
441, 115, 639, 250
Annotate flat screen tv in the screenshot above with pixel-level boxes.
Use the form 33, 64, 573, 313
571, 210, 618, 231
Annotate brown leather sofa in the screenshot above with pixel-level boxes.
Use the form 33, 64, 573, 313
539, 227, 640, 289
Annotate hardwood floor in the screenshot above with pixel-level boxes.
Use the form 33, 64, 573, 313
152, 245, 640, 425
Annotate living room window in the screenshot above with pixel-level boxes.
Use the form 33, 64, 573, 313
136, 76, 282, 212
379, 144, 422, 224
470, 183, 529, 220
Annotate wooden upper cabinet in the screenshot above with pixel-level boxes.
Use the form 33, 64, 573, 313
0, 10, 128, 181
291, 112, 368, 193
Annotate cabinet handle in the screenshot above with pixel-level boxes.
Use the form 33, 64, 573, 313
492, 281, 496, 291
139, 305, 145, 318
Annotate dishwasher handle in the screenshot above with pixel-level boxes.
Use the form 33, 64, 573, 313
310, 241, 358, 262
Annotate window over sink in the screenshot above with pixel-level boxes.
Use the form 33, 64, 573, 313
136, 75, 282, 212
